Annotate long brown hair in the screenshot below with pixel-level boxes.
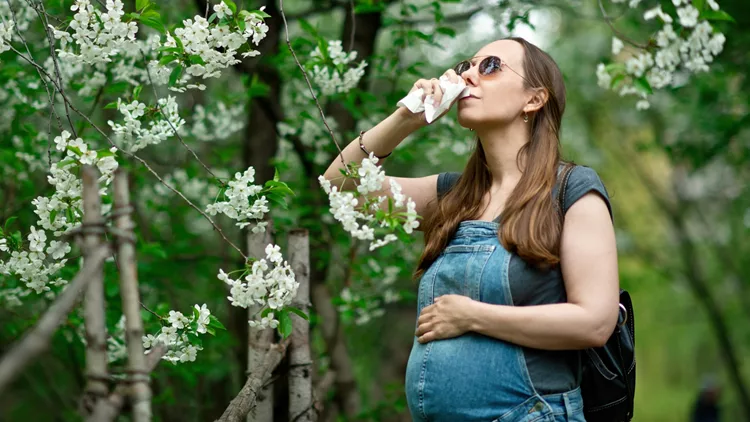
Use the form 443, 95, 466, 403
414, 37, 567, 280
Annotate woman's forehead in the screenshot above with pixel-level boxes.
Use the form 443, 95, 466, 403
473, 40, 524, 67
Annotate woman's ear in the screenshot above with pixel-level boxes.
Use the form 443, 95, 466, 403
523, 88, 548, 113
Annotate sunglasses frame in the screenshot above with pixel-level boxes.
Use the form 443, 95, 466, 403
454, 55, 531, 85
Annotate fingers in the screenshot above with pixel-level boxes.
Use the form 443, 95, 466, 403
418, 331, 436, 344
415, 321, 432, 337
430, 78, 442, 106
411, 78, 444, 105
443, 68, 459, 84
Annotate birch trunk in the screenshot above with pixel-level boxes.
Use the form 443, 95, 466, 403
81, 165, 109, 417
246, 223, 274, 422
288, 230, 313, 422
112, 169, 151, 422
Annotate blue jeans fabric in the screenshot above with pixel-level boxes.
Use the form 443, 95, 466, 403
405, 221, 585, 421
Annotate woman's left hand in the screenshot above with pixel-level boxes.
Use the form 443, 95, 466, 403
415, 294, 476, 343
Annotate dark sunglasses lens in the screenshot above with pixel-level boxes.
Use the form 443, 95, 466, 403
479, 56, 502, 75
454, 61, 471, 75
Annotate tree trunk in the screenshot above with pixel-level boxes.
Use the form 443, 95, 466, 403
80, 165, 109, 419
288, 230, 313, 422
247, 224, 276, 422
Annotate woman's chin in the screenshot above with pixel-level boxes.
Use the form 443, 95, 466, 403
456, 112, 480, 129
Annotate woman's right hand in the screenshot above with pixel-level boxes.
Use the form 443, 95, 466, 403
398, 69, 463, 126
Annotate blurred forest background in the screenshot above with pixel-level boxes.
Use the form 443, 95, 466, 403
1, 0, 749, 421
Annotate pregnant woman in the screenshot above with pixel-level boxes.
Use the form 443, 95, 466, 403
322, 37, 620, 421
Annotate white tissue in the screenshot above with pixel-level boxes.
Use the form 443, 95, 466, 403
396, 75, 471, 124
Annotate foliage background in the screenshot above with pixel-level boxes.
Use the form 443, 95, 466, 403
1, 0, 749, 421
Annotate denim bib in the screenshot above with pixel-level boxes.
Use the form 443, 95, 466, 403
405, 221, 585, 422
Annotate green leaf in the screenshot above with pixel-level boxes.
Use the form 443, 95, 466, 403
206, 326, 216, 336
104, 101, 118, 109
701, 9, 735, 22
159, 54, 178, 66
260, 307, 273, 318
266, 192, 288, 209
66, 146, 83, 156
157, 46, 181, 54
634, 77, 653, 95
169, 65, 183, 86
224, 0, 237, 15
278, 310, 293, 338
57, 158, 77, 168
610, 74, 626, 89
208, 13, 218, 24
247, 74, 270, 98
245, 9, 271, 19
173, 35, 185, 53
273, 167, 280, 182
692, 0, 705, 12
209, 315, 226, 330
4, 217, 18, 233
605, 63, 626, 74
238, 18, 246, 32
11, 231, 22, 248
287, 306, 309, 321
188, 54, 206, 65
49, 209, 58, 226
139, 10, 165, 33
436, 27, 456, 37
133, 85, 143, 101
136, 0, 149, 11
298, 19, 319, 39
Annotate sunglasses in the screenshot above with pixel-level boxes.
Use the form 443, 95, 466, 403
453, 55, 530, 84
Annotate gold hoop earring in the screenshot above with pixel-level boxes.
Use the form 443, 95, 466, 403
523, 112, 529, 123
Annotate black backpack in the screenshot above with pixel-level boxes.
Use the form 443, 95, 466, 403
557, 163, 636, 422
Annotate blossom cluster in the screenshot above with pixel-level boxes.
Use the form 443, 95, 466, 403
0, 130, 119, 298
206, 167, 270, 232
189, 101, 246, 142
140, 304, 216, 363
107, 96, 186, 152
309, 40, 368, 96
598, 0, 727, 110
217, 244, 298, 330
318, 153, 419, 251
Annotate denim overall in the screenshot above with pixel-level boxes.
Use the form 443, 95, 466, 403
405, 221, 585, 422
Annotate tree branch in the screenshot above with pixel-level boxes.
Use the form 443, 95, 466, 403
215, 338, 291, 422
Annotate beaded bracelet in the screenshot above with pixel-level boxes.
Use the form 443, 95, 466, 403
358, 130, 392, 159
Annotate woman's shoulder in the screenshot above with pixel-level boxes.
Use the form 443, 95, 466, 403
560, 164, 613, 220
437, 172, 461, 199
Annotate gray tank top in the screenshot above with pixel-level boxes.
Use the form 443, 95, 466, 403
435, 165, 613, 394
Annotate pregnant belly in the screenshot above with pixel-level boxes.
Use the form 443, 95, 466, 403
405, 334, 534, 422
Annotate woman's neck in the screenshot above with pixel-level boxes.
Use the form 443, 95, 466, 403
476, 122, 529, 187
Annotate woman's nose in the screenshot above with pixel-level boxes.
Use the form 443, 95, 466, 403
461, 67, 478, 86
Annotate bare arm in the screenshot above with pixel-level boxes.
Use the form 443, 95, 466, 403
321, 107, 438, 220
416, 192, 621, 349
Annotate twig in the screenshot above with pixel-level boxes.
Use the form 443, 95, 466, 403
597, 0, 648, 49
140, 302, 163, 320
348, 0, 356, 53
0, 245, 111, 396
27, 0, 78, 137
5, 0, 64, 167
278, 0, 348, 171
7, 46, 248, 261
144, 61, 224, 186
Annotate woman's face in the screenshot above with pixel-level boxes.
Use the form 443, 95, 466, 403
456, 40, 530, 129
